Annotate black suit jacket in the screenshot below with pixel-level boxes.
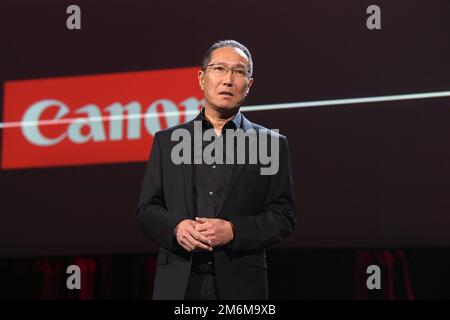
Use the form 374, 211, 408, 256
137, 113, 296, 300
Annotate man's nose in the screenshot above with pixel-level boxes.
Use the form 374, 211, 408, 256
222, 72, 233, 87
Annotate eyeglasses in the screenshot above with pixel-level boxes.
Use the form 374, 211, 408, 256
203, 64, 250, 78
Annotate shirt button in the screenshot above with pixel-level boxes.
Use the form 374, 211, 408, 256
212, 165, 216, 169
209, 191, 214, 196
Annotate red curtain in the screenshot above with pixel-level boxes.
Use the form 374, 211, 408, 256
354, 250, 414, 300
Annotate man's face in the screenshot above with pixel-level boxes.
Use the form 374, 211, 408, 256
198, 47, 253, 114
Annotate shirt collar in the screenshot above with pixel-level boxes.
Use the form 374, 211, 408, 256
198, 107, 242, 131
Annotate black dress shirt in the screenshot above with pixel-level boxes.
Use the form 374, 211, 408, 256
193, 109, 242, 218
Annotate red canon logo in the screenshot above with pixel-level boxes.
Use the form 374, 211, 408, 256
21, 98, 203, 146
2, 67, 203, 169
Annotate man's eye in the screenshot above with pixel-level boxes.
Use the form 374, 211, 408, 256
235, 69, 246, 76
214, 66, 226, 72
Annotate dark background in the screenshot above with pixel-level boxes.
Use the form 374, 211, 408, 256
1, 0, 450, 299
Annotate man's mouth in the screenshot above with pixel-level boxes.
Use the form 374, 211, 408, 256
218, 91, 234, 97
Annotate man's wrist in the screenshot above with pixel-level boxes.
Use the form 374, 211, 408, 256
228, 221, 235, 241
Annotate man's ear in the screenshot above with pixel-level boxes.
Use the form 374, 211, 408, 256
245, 78, 254, 95
198, 70, 204, 90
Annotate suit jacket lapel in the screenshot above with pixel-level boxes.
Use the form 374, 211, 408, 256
182, 119, 195, 218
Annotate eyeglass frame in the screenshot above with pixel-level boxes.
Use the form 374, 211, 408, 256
202, 63, 251, 78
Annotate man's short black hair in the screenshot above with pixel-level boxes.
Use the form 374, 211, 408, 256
202, 40, 253, 77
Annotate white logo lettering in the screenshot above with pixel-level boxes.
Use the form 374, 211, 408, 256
20, 97, 203, 146
22, 99, 68, 146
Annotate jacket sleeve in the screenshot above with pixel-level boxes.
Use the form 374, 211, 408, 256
136, 132, 186, 251
227, 135, 297, 251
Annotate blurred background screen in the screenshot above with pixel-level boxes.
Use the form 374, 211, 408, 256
1, 0, 450, 258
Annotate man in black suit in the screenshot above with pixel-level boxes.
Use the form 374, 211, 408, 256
137, 40, 296, 300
